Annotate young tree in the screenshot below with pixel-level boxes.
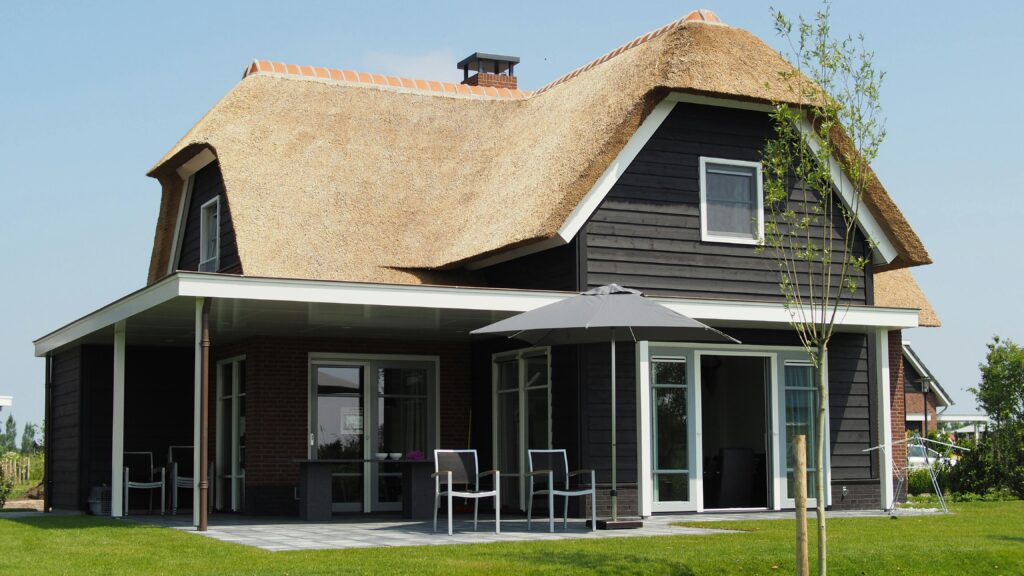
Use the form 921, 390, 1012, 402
760, 4, 885, 574
1, 414, 16, 454
20, 422, 39, 455
971, 336, 1024, 496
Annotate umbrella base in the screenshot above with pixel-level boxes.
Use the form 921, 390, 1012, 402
590, 518, 644, 530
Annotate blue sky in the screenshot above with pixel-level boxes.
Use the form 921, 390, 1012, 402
1, 0, 1021, 429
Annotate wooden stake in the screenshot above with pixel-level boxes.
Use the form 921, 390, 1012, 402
794, 434, 809, 576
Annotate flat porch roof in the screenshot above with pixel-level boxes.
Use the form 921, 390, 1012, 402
34, 271, 922, 356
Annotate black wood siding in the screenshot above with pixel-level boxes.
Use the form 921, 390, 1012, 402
578, 341, 637, 484
479, 239, 579, 291
583, 102, 872, 303
177, 160, 241, 274
50, 347, 82, 510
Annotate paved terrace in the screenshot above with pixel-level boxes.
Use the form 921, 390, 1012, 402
124, 508, 941, 552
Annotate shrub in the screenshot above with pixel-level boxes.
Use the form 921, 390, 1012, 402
908, 469, 934, 495
0, 466, 13, 508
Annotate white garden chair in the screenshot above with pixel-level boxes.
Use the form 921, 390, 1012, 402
527, 449, 596, 532
123, 451, 165, 516
432, 449, 500, 535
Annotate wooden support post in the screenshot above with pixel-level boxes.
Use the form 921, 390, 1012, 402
794, 434, 809, 576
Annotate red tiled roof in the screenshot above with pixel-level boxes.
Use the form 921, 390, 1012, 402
243, 59, 531, 99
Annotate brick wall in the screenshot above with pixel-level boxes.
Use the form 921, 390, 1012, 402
211, 336, 473, 515
904, 391, 939, 435
463, 72, 517, 89
831, 479, 881, 510
888, 330, 906, 500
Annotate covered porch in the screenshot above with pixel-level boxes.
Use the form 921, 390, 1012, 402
34, 271, 919, 528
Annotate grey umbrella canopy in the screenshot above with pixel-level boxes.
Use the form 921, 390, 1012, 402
472, 284, 739, 523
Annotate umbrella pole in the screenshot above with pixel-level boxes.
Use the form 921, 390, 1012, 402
611, 339, 617, 522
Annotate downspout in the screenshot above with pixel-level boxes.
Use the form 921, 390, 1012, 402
43, 354, 52, 513
199, 298, 211, 531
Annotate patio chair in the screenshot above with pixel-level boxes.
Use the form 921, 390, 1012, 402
527, 449, 596, 532
123, 451, 165, 516
167, 445, 214, 515
432, 449, 500, 535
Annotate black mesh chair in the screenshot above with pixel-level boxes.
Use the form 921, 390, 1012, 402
527, 449, 596, 532
432, 449, 500, 535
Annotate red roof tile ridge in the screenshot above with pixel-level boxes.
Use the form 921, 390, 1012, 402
533, 9, 724, 96
243, 59, 532, 100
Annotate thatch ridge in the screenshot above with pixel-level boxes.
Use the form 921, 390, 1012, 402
874, 268, 940, 327
146, 16, 932, 296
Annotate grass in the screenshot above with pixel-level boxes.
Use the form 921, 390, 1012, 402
0, 502, 1021, 575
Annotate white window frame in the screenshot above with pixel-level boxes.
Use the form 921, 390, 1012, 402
698, 156, 764, 245
215, 355, 246, 512
199, 197, 220, 272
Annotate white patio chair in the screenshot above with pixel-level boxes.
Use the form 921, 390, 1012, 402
123, 451, 165, 516
527, 449, 596, 532
432, 449, 500, 535
167, 445, 214, 515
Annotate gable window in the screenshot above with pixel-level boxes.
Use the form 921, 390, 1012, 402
699, 157, 763, 244
199, 197, 220, 272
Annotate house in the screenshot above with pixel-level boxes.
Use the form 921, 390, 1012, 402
33, 10, 939, 527
0, 396, 10, 416
901, 342, 952, 437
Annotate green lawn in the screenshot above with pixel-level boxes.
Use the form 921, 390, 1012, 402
1, 502, 1021, 575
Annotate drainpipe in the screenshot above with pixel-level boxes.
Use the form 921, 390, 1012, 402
199, 298, 211, 531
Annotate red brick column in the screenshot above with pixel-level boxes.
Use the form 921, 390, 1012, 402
887, 330, 906, 499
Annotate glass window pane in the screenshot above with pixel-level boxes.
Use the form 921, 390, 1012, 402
706, 163, 756, 237
653, 361, 686, 386
378, 367, 427, 396
654, 387, 688, 471
331, 472, 363, 505
497, 392, 519, 475
317, 366, 362, 394
317, 395, 363, 459
525, 356, 547, 388
526, 386, 549, 450
656, 473, 689, 502
237, 360, 246, 394
377, 396, 426, 455
498, 360, 518, 391
784, 365, 818, 500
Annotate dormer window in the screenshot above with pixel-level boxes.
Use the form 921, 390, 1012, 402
699, 157, 763, 245
199, 196, 220, 272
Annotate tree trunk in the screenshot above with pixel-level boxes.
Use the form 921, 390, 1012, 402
816, 342, 829, 575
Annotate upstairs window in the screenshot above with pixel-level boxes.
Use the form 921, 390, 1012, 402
199, 197, 220, 272
699, 157, 763, 244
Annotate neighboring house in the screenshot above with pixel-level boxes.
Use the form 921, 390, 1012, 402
33, 10, 939, 525
902, 342, 952, 437
0, 396, 10, 415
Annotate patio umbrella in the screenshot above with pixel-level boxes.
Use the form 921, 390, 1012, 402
471, 284, 739, 525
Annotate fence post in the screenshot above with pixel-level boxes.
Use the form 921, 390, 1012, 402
795, 434, 809, 576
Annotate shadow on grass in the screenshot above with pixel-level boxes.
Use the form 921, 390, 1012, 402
512, 548, 696, 575
991, 535, 1024, 543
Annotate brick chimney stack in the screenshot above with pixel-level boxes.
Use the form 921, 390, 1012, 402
458, 53, 519, 90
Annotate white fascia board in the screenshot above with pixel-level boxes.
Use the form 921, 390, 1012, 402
797, 119, 898, 265
0, 396, 11, 407
175, 273, 567, 312
652, 297, 918, 330
33, 275, 181, 357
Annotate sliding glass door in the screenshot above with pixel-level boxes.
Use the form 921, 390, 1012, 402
651, 358, 692, 507
216, 356, 246, 512
310, 355, 436, 513
783, 362, 819, 507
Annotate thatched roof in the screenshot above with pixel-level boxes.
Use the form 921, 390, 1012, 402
874, 268, 940, 327
146, 11, 933, 307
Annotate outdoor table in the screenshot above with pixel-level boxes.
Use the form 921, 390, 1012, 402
294, 459, 435, 521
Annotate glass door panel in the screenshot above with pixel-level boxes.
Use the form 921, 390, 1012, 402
216, 358, 246, 512
315, 366, 365, 512
374, 366, 428, 510
784, 364, 818, 503
652, 359, 690, 504
495, 359, 520, 510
